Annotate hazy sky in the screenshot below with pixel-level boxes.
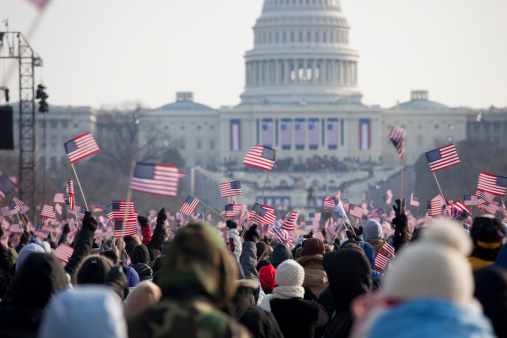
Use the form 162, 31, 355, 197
2, 0, 506, 110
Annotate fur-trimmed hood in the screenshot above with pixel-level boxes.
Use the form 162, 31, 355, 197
296, 254, 328, 297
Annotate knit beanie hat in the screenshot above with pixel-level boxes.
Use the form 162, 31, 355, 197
16, 243, 45, 272
275, 259, 304, 287
471, 216, 506, 249
77, 256, 111, 285
363, 219, 384, 242
383, 220, 474, 306
259, 265, 277, 291
300, 238, 325, 257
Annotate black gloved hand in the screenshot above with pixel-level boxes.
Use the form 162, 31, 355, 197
137, 215, 149, 227
393, 198, 406, 217
82, 211, 98, 232
303, 230, 313, 239
226, 220, 237, 229
244, 224, 259, 242
106, 265, 128, 300
156, 208, 167, 226
346, 230, 361, 242
62, 224, 70, 234
322, 228, 327, 237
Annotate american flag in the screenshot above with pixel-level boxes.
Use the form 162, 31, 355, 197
179, 195, 200, 216
294, 119, 305, 149
9, 197, 24, 213
333, 200, 351, 225
34, 225, 51, 239
9, 223, 24, 234
410, 193, 420, 207
269, 220, 292, 246
71, 205, 86, 219
369, 208, 386, 219
105, 200, 135, 220
131, 162, 179, 197
452, 201, 470, 221
308, 119, 319, 149
243, 145, 276, 171
349, 205, 365, 219
250, 203, 276, 225
65, 179, 75, 210
261, 119, 274, 147
177, 172, 186, 179
281, 210, 300, 231
281, 119, 292, 149
53, 192, 65, 204
314, 230, 325, 241
464, 195, 479, 206
381, 242, 396, 257
425, 144, 460, 172
305, 220, 320, 231
388, 126, 405, 159
64, 132, 100, 163
476, 190, 496, 204
53, 244, 74, 264
429, 195, 445, 216
113, 216, 138, 238
41, 204, 56, 220
309, 212, 321, 223
323, 196, 338, 210
98, 215, 108, 229
327, 119, 339, 149
483, 202, 500, 215
219, 181, 242, 197
477, 172, 507, 197
91, 204, 105, 213
383, 189, 393, 205
0, 175, 17, 200
224, 201, 243, 218
375, 252, 390, 271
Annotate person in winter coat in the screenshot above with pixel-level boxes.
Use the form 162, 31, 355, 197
360, 219, 495, 338
125, 281, 162, 320
357, 241, 384, 279
0, 253, 68, 338
391, 199, 411, 253
268, 259, 329, 338
474, 266, 507, 337
296, 238, 329, 298
230, 225, 283, 338
268, 243, 292, 269
227, 220, 243, 262
130, 244, 153, 281
322, 248, 372, 337
38, 285, 127, 338
76, 255, 128, 300
468, 215, 506, 270
128, 222, 251, 338
363, 219, 385, 252
258, 265, 276, 295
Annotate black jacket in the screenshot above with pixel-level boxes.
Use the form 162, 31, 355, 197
0, 253, 68, 338
0, 243, 13, 299
146, 215, 166, 266
64, 211, 97, 280
270, 297, 328, 338
230, 285, 283, 338
322, 249, 372, 338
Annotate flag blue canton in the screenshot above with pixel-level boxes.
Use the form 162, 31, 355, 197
497, 176, 507, 187
64, 139, 78, 154
133, 163, 155, 179
185, 195, 195, 204
426, 149, 442, 163
261, 147, 275, 161
230, 181, 241, 189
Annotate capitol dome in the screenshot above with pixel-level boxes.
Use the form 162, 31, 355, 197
240, 0, 362, 105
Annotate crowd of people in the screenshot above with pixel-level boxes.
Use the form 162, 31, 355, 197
0, 199, 506, 337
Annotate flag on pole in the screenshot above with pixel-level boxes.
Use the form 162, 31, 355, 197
90, 204, 106, 213
243, 145, 276, 171
464, 195, 479, 206
369, 208, 386, 220
476, 190, 496, 204
8, 197, 24, 213
332, 200, 351, 225
451, 201, 470, 221
53, 192, 65, 204
131, 162, 179, 197
429, 195, 445, 216
224, 201, 243, 218
40, 204, 56, 220
323, 196, 338, 210
410, 193, 420, 207
0, 175, 17, 200
425, 144, 460, 172
383, 189, 393, 205
64, 132, 100, 163
219, 181, 242, 197
113, 216, 138, 238
477, 172, 507, 197
281, 210, 300, 231
105, 201, 135, 220
65, 179, 75, 210
34, 225, 51, 239
388, 126, 405, 159
179, 196, 200, 216
53, 244, 74, 264
350, 205, 365, 219
71, 205, 86, 220
483, 202, 500, 215
250, 204, 276, 225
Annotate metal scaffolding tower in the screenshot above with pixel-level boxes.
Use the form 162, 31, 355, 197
0, 32, 43, 218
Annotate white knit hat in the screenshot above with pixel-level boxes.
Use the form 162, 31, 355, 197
421, 218, 472, 255
383, 242, 474, 306
275, 260, 304, 287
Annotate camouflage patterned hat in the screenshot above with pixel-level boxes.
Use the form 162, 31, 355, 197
159, 223, 238, 307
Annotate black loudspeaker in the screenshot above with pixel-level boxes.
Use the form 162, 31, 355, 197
0, 106, 14, 150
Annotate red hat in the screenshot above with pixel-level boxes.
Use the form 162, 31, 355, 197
258, 265, 276, 291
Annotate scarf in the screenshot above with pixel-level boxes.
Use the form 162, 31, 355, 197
271, 285, 305, 300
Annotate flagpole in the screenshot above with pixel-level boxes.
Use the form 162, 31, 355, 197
70, 163, 89, 211
269, 212, 291, 246
400, 157, 404, 199
258, 170, 271, 208
198, 199, 226, 221
432, 172, 452, 217
18, 212, 27, 230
